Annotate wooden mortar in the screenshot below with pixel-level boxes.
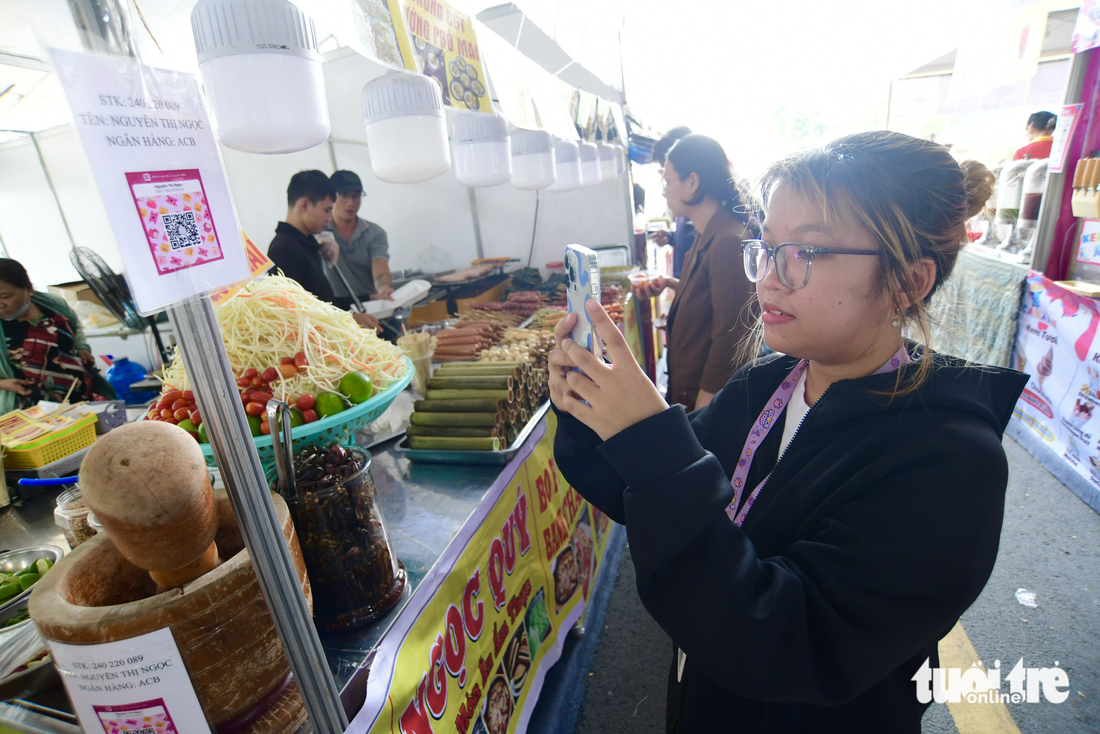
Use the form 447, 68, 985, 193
29, 490, 313, 733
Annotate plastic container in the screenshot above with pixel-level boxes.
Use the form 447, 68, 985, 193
994, 157, 1033, 224
275, 446, 406, 631
105, 357, 155, 405
452, 113, 511, 188
54, 487, 96, 548
578, 142, 601, 186
598, 142, 619, 181
510, 129, 556, 190
1019, 159, 1049, 227
191, 0, 330, 154
363, 71, 450, 183
410, 351, 434, 395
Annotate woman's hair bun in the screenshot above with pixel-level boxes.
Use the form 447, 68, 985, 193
959, 159, 996, 221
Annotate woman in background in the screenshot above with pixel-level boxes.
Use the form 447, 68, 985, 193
1013, 110, 1056, 160
640, 134, 758, 410
0, 259, 113, 412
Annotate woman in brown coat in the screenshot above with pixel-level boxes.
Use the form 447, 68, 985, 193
643, 135, 758, 409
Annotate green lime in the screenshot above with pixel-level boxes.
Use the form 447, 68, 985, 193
198, 423, 209, 443
17, 573, 39, 590
246, 415, 262, 437
177, 419, 199, 439
339, 371, 374, 404
0, 581, 19, 601
290, 409, 305, 428
314, 392, 350, 419
35, 559, 52, 575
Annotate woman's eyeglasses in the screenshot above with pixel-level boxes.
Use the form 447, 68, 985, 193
741, 240, 880, 290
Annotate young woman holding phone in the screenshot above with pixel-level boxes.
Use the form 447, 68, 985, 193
549, 131, 1022, 732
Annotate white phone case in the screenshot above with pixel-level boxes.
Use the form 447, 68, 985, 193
565, 245, 602, 359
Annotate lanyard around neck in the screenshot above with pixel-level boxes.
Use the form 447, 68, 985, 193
724, 346, 910, 526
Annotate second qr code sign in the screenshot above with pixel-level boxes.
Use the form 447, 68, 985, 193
126, 169, 225, 275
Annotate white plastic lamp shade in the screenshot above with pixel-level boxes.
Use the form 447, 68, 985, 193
452, 113, 511, 187
362, 71, 451, 183
192, 0, 330, 154
511, 129, 556, 190
546, 140, 581, 192
578, 142, 601, 186
615, 143, 626, 175
597, 143, 618, 181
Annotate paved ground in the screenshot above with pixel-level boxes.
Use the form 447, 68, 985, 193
574, 436, 1100, 733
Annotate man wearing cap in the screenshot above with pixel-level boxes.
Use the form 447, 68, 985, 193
323, 170, 395, 310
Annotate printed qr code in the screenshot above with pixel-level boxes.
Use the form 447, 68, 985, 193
163, 211, 202, 252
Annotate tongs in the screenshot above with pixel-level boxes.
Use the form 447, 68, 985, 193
267, 399, 298, 498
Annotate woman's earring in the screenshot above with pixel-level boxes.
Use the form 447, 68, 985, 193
891, 308, 901, 329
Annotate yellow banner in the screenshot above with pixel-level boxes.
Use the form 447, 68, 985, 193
350, 412, 615, 734
210, 231, 272, 304
398, 0, 490, 113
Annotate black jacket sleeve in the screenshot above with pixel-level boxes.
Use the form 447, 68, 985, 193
596, 406, 1007, 706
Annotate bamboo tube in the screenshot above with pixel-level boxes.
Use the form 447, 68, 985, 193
431, 367, 521, 378
410, 413, 500, 427
438, 363, 523, 372
440, 361, 527, 369
427, 376, 514, 390
426, 389, 513, 401
414, 399, 503, 413
409, 436, 501, 451
406, 426, 499, 438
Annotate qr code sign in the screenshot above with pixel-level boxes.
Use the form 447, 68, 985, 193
163, 211, 202, 252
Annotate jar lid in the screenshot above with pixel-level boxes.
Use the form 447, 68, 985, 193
553, 139, 580, 163
191, 0, 320, 64
452, 112, 509, 145
578, 142, 599, 162
512, 129, 553, 156
362, 71, 444, 124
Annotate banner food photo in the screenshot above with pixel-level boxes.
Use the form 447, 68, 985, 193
400, 0, 489, 112
1013, 272, 1100, 489
351, 412, 614, 734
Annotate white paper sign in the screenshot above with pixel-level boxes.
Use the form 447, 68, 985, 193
49, 48, 249, 315
46, 627, 211, 733
1048, 103, 1083, 175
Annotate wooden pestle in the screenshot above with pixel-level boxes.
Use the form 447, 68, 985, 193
78, 421, 220, 590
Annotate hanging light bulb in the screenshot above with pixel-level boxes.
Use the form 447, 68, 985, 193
510, 129, 556, 190
546, 140, 581, 192
597, 143, 619, 181
578, 142, 601, 186
452, 113, 511, 188
362, 71, 451, 184
191, 0, 330, 154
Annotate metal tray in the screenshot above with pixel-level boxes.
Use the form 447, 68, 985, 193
397, 402, 550, 465
0, 547, 64, 617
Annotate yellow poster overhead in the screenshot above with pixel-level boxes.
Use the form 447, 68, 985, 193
397, 0, 491, 113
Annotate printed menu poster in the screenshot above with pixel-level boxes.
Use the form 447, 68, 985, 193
400, 0, 490, 112
50, 48, 249, 314
349, 411, 616, 734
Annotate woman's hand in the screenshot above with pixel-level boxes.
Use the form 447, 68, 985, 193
0, 378, 34, 397
633, 275, 677, 300
549, 300, 668, 441
77, 349, 95, 366
352, 312, 382, 332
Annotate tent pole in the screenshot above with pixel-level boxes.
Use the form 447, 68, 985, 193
29, 132, 78, 250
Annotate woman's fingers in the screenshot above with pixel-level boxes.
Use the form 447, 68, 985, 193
564, 368, 599, 404
560, 337, 606, 378
586, 300, 633, 365
553, 312, 578, 347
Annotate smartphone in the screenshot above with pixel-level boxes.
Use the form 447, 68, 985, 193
565, 245, 602, 360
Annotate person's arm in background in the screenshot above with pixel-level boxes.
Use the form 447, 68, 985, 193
369, 225, 394, 298
698, 235, 752, 409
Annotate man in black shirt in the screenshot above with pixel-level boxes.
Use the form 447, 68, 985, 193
268, 170, 379, 330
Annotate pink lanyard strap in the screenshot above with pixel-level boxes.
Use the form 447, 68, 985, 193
725, 346, 910, 526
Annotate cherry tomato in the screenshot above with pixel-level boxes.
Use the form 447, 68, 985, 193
244, 368, 258, 379
191, 411, 202, 426
173, 407, 191, 421
294, 352, 308, 367
236, 377, 251, 388
259, 420, 271, 435
295, 394, 315, 411
280, 356, 295, 365
251, 377, 265, 388
162, 389, 182, 404
171, 398, 187, 411
301, 409, 319, 424
160, 408, 174, 419
250, 391, 274, 405
278, 364, 298, 379
245, 402, 266, 417
240, 392, 252, 405
183, 390, 195, 401
262, 367, 279, 383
